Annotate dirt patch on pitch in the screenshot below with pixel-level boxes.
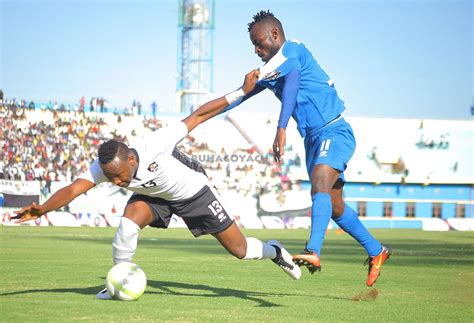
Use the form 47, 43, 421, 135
352, 288, 379, 301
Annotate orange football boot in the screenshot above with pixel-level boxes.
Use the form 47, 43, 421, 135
292, 249, 321, 274
365, 245, 392, 287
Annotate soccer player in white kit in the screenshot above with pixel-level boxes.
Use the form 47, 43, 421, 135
13, 70, 301, 299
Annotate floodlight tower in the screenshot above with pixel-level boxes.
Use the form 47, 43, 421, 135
176, 0, 215, 114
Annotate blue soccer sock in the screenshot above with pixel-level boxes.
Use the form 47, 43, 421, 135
306, 192, 332, 256
333, 204, 382, 257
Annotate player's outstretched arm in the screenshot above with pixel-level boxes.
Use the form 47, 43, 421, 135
273, 69, 301, 163
13, 178, 95, 223
182, 69, 260, 133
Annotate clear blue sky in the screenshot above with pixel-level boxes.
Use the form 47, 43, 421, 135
1, 0, 472, 119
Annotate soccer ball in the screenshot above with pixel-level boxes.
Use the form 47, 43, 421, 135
105, 262, 147, 301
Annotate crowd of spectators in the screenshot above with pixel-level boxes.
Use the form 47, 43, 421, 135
1, 92, 301, 201
3, 91, 469, 215
0, 92, 148, 117
1, 96, 114, 192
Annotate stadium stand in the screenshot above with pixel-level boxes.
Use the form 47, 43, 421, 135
229, 112, 473, 184
1, 97, 472, 228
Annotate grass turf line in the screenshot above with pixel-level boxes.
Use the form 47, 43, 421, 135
1, 226, 473, 321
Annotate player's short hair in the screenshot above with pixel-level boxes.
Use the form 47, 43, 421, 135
98, 139, 130, 164
247, 10, 283, 33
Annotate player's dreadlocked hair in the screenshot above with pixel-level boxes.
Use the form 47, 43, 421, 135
247, 10, 282, 32
98, 139, 130, 164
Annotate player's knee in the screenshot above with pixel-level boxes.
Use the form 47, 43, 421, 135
310, 179, 332, 195
123, 202, 153, 229
311, 166, 340, 194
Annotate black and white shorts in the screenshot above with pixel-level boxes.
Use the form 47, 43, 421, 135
126, 185, 234, 237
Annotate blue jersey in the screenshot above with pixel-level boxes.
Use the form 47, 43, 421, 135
226, 39, 346, 137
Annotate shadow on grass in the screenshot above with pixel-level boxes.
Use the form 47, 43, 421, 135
0, 285, 103, 297
0, 280, 354, 307
146, 280, 355, 305
147, 280, 290, 307
0, 281, 287, 307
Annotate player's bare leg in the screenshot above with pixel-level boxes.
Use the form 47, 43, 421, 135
123, 200, 155, 229
213, 222, 301, 279
212, 222, 247, 258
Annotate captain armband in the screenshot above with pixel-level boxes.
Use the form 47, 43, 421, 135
224, 89, 245, 105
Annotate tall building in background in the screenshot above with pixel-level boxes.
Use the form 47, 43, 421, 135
176, 0, 215, 114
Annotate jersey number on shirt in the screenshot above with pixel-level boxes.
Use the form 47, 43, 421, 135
141, 180, 157, 188
208, 200, 227, 223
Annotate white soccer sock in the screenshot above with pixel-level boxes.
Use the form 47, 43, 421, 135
112, 217, 140, 265
243, 237, 277, 260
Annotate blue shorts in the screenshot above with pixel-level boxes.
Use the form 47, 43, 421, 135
304, 117, 356, 181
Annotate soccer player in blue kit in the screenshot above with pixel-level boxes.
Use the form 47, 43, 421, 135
221, 10, 392, 286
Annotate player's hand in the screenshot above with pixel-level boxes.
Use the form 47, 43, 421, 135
273, 128, 286, 163
242, 69, 260, 95
12, 202, 45, 224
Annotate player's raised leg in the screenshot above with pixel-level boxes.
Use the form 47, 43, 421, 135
213, 222, 301, 280
331, 181, 391, 286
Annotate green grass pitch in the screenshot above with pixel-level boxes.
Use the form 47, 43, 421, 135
1, 226, 473, 322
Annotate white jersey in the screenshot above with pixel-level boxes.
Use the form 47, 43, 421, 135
78, 122, 210, 201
